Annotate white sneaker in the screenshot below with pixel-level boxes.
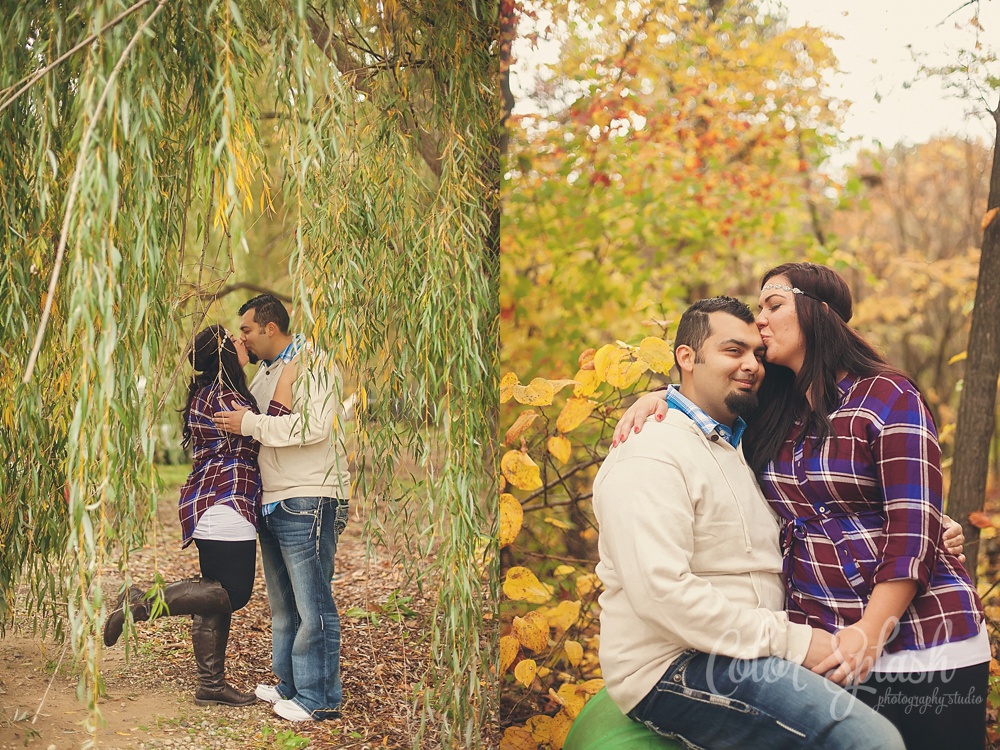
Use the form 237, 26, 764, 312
255, 684, 283, 703
273, 698, 315, 722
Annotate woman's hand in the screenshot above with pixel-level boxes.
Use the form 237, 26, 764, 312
941, 514, 965, 563
812, 621, 885, 687
612, 392, 669, 446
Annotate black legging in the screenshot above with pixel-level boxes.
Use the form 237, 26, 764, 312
854, 661, 989, 750
193, 538, 256, 612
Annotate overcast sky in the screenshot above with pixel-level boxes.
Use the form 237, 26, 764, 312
778, 0, 999, 150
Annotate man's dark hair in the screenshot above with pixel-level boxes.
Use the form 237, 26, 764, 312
238, 294, 290, 334
673, 296, 754, 359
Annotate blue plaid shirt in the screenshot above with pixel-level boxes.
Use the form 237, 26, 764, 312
664, 385, 746, 448
260, 334, 307, 516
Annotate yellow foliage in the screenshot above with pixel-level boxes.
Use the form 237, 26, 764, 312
572, 368, 601, 397
576, 573, 603, 598
547, 434, 571, 464
505, 410, 541, 444
500, 635, 520, 674
500, 372, 519, 404
548, 379, 579, 395
504, 567, 553, 604
501, 450, 543, 491
544, 516, 571, 530
638, 336, 675, 374
514, 658, 538, 687
499, 494, 524, 548
547, 599, 582, 633
555, 397, 595, 433
553, 564, 575, 577
512, 610, 551, 652
563, 640, 584, 667
513, 378, 556, 406
549, 710, 574, 750
500, 726, 538, 750
525, 715, 553, 742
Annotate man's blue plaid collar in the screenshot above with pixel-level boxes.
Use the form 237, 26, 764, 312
665, 385, 746, 448
261, 333, 306, 367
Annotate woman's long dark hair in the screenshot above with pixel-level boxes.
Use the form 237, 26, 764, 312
181, 325, 255, 449
744, 263, 912, 473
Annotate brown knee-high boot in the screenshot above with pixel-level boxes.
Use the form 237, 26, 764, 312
191, 611, 256, 706
103, 578, 233, 647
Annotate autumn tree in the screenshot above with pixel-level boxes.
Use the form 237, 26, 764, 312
502, 0, 842, 378
0, 2, 497, 746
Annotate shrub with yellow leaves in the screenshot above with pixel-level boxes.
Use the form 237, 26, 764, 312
499, 335, 675, 748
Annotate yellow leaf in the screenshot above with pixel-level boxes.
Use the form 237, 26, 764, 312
501, 450, 543, 491
500, 635, 520, 674
576, 573, 603, 598
578, 348, 596, 369
592, 344, 622, 382
537, 666, 551, 678
556, 398, 595, 433
504, 567, 553, 604
549, 709, 574, 749
637, 336, 675, 373
981, 206, 999, 231
544, 516, 571, 530
524, 715, 552, 742
500, 726, 538, 750
500, 372, 519, 404
547, 600, 582, 633
500, 494, 524, 548
578, 678, 605, 694
512, 610, 551, 651
554, 683, 587, 718
563, 640, 583, 667
514, 658, 538, 687
572, 368, 601, 397
505, 410, 541, 445
548, 379, 579, 395
608, 357, 649, 389
548, 435, 571, 464
948, 351, 967, 365
513, 378, 555, 406
553, 564, 576, 577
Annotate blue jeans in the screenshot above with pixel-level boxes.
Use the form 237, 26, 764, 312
629, 650, 904, 750
259, 497, 349, 719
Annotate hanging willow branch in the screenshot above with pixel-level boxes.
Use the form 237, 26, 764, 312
1, 1, 498, 746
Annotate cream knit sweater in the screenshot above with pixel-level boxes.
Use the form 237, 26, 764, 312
240, 348, 351, 504
593, 411, 812, 713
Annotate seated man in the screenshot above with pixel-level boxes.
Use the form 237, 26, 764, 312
592, 297, 903, 750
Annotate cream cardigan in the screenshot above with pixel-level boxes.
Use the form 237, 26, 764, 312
593, 411, 812, 713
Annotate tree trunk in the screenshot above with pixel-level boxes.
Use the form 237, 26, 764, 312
948, 103, 1000, 586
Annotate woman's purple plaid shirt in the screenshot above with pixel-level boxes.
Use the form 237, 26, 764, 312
177, 385, 262, 547
758, 373, 983, 652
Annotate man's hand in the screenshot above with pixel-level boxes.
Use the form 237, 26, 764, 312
942, 514, 965, 563
612, 393, 669, 446
213, 407, 249, 434
802, 627, 837, 672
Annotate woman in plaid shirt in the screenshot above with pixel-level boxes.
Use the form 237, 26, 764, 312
104, 326, 294, 707
617, 263, 988, 749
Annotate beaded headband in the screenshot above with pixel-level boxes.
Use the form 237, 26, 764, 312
761, 283, 845, 319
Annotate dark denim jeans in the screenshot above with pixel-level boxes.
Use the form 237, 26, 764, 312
259, 497, 349, 719
629, 650, 904, 750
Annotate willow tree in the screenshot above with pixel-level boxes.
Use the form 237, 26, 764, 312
0, 1, 498, 747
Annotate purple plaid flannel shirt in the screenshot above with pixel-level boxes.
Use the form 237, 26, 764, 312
758, 373, 983, 652
178, 385, 262, 547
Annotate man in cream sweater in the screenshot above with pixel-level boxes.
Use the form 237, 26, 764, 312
214, 294, 350, 723
593, 297, 903, 749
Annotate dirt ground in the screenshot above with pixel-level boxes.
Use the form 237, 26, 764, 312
0, 476, 441, 750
